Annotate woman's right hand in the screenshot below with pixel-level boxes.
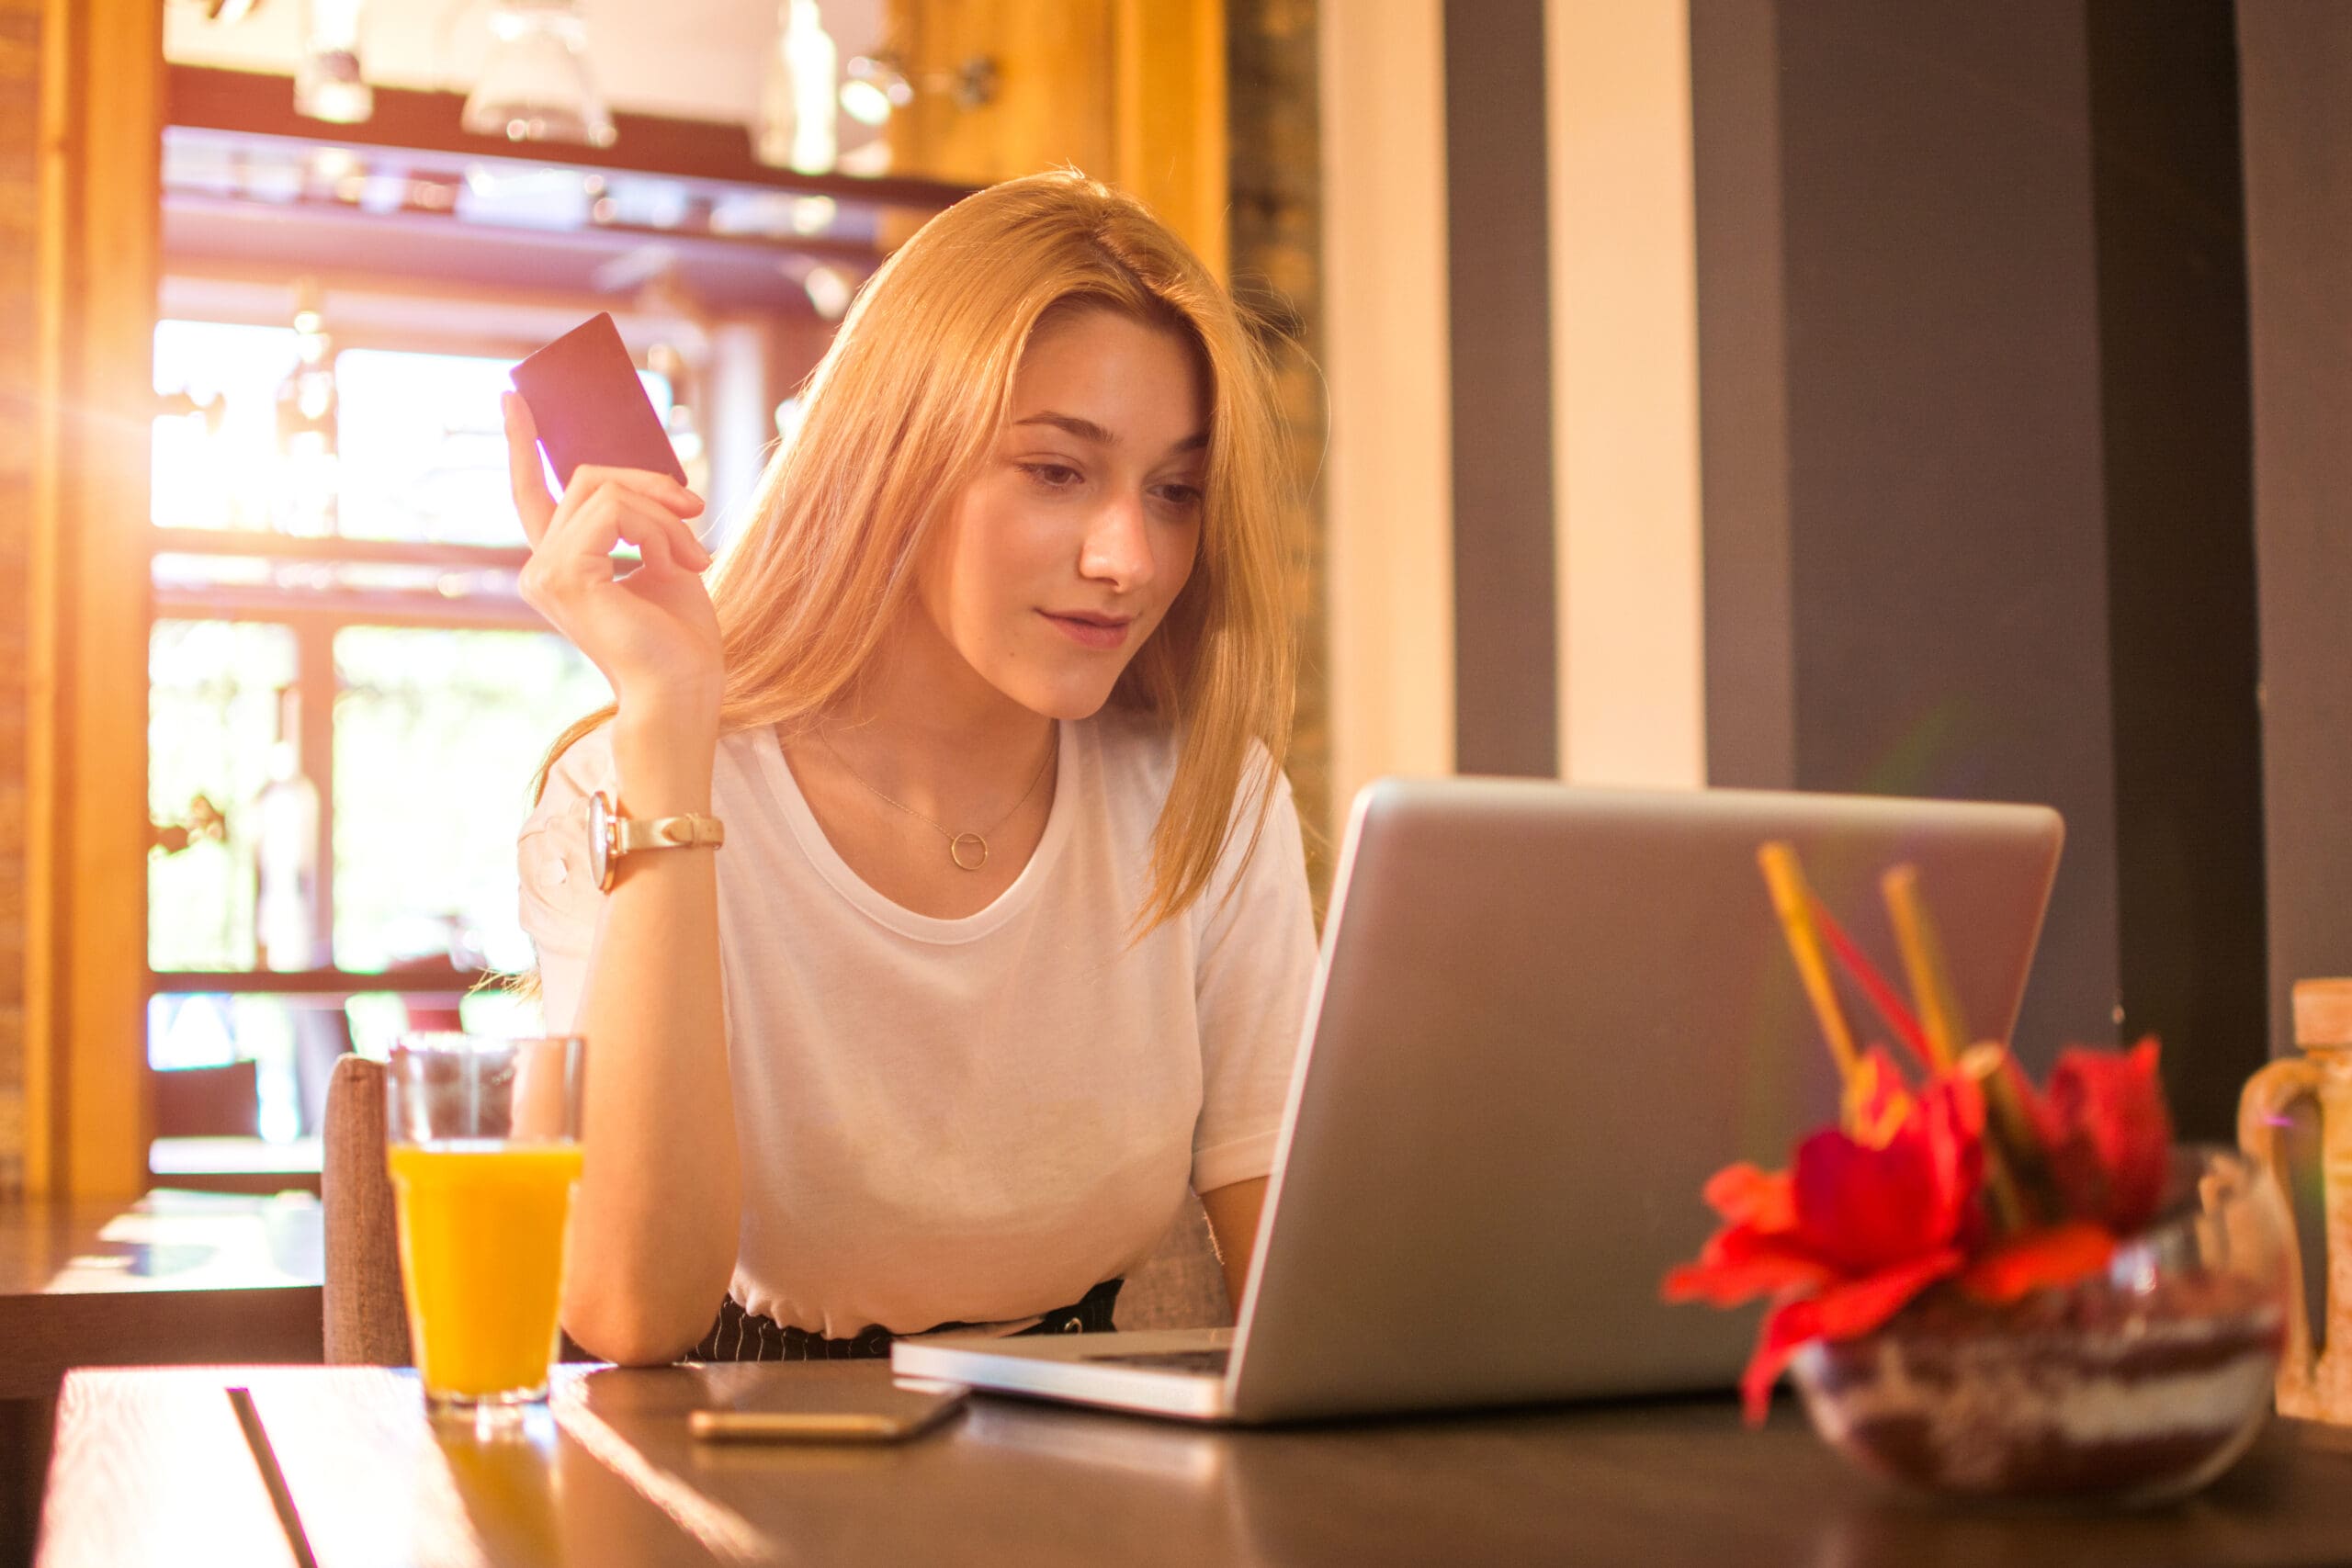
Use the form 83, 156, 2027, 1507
509, 394, 736, 1364
505, 391, 722, 727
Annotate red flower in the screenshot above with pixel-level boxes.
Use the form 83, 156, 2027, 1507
2033, 1037, 2173, 1234
1957, 1222, 2118, 1305
1665, 1040, 2180, 1424
1664, 1051, 1985, 1422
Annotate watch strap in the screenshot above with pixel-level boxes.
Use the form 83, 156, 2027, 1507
613, 812, 727, 855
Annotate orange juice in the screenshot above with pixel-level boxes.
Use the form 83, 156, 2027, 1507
388, 1141, 583, 1403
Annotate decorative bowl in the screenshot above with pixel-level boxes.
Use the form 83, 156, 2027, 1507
1788, 1146, 2290, 1506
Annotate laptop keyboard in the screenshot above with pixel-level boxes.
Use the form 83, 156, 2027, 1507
1082, 1348, 1231, 1376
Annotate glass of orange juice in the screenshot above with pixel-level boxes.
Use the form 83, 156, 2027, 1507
386, 1033, 585, 1415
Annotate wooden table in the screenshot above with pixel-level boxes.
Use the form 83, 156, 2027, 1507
0, 1189, 324, 1401
36, 1362, 2352, 1566
148, 1135, 325, 1197
0, 1190, 324, 1562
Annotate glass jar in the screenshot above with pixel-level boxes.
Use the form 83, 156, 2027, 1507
1789, 1146, 2290, 1506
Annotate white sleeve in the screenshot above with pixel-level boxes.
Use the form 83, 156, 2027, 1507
515, 728, 617, 1035
1189, 750, 1317, 1193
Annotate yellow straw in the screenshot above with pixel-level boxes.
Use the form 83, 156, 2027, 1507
1757, 842, 1861, 1101
1958, 1043, 2040, 1234
1885, 864, 2053, 1231
1880, 864, 1965, 1070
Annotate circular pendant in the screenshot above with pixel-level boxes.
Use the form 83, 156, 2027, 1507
950, 833, 989, 871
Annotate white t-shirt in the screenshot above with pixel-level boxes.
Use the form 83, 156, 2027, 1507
516, 708, 1317, 1337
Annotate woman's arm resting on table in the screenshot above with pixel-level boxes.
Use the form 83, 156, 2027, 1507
1199, 1177, 1270, 1314
558, 719, 738, 1366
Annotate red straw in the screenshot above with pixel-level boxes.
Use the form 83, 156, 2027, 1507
1806, 894, 1936, 1072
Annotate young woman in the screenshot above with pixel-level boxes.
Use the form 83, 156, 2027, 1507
509, 172, 1316, 1365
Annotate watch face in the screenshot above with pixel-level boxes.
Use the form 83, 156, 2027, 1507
587, 790, 613, 890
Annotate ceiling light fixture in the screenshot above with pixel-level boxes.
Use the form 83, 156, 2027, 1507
461, 0, 616, 149
294, 0, 374, 125
838, 55, 913, 128
753, 0, 839, 175
826, 50, 999, 177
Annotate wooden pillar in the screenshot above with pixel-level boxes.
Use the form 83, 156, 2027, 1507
18, 0, 160, 1197
0, 0, 41, 1198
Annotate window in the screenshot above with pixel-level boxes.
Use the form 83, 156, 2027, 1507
130, 74, 892, 1177
146, 314, 621, 1145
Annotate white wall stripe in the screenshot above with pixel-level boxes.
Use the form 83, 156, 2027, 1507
1320, 0, 1458, 809
1545, 0, 1708, 788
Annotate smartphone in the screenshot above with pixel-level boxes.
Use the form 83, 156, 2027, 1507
508, 311, 689, 489
686, 1376, 968, 1444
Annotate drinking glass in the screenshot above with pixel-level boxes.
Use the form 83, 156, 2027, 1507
386, 1033, 585, 1414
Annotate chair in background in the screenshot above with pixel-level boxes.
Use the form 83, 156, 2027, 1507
152, 1058, 262, 1139
291, 1004, 357, 1136
322, 1054, 410, 1365
401, 999, 466, 1033
1119, 1199, 1236, 1330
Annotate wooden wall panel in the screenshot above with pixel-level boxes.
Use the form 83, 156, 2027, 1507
19, 0, 159, 1198
888, 2, 1116, 198
886, 0, 1227, 276
1114, 0, 1227, 279
0, 0, 42, 1198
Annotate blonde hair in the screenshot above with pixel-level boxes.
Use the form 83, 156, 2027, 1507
538, 171, 1297, 930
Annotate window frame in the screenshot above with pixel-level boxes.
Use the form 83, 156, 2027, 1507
141, 302, 637, 1094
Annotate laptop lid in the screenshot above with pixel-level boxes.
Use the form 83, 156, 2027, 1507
1224, 779, 2064, 1423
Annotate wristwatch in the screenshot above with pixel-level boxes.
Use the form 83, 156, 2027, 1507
585, 790, 726, 891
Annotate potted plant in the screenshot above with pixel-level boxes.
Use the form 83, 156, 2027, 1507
1664, 846, 2290, 1505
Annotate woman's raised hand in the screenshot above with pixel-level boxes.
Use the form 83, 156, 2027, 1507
505, 391, 723, 728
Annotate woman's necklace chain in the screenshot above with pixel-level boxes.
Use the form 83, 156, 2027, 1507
814, 726, 1057, 873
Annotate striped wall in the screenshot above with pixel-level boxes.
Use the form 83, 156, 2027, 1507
1321, 0, 1706, 810
1320, 0, 2272, 1138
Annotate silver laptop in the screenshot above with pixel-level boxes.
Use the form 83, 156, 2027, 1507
893, 778, 2064, 1423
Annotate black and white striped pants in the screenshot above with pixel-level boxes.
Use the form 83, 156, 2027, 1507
686, 1278, 1124, 1363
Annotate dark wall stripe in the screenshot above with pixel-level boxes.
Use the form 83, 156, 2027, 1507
1443, 0, 1558, 777
2238, 6, 2352, 1057
1693, 0, 2269, 1134
2086, 0, 2267, 1134
1692, 0, 1794, 792
1694, 0, 2125, 1066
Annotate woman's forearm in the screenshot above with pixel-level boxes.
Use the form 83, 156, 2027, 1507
560, 706, 740, 1364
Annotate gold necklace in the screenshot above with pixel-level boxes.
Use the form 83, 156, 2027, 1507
814, 726, 1057, 872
